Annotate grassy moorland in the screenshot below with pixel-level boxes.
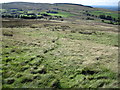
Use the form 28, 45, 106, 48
1, 2, 119, 89
2, 18, 119, 88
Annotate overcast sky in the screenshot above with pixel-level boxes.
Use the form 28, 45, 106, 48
1, 0, 119, 6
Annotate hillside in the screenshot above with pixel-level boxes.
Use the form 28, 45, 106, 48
1, 2, 119, 89
1, 2, 119, 25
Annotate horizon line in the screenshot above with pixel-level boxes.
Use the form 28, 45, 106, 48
0, 1, 118, 6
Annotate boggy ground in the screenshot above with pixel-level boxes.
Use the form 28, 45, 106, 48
1, 18, 119, 88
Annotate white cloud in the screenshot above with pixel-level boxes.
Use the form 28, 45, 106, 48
0, 0, 119, 6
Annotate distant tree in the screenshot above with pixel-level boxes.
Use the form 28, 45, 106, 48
113, 18, 116, 21
41, 13, 50, 16
86, 13, 91, 16
101, 20, 104, 22
109, 21, 114, 24
61, 19, 64, 21
99, 15, 106, 19
46, 11, 58, 14
2, 15, 5, 18
54, 16, 62, 18
86, 17, 94, 20
106, 15, 112, 20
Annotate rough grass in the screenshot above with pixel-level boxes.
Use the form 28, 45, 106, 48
2, 19, 118, 88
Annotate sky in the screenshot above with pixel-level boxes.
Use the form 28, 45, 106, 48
0, 0, 119, 6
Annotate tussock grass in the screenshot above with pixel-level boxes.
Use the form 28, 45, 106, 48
2, 19, 118, 88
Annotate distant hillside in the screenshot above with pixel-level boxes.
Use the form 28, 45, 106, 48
92, 6, 118, 11
1, 2, 94, 10
1, 2, 119, 25
54, 3, 93, 8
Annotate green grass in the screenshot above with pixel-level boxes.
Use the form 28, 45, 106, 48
65, 31, 118, 46
90, 11, 118, 19
17, 11, 24, 13
2, 42, 117, 88
0, 9, 6, 12
48, 12, 74, 17
40, 11, 74, 17
2, 21, 118, 88
27, 11, 34, 13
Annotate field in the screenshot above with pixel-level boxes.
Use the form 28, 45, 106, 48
1, 2, 119, 25
89, 11, 118, 19
1, 18, 119, 88
1, 2, 119, 89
